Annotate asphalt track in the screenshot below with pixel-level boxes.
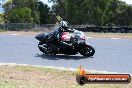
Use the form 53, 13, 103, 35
0, 34, 132, 74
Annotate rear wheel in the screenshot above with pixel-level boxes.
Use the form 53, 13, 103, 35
38, 42, 56, 55
79, 45, 95, 57
38, 42, 48, 54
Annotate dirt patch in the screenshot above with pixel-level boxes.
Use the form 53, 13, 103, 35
0, 31, 41, 35
1, 31, 132, 39
85, 32, 132, 39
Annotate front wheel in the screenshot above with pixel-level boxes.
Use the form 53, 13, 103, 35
79, 45, 95, 57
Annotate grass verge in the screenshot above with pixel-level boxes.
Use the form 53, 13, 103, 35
0, 65, 131, 88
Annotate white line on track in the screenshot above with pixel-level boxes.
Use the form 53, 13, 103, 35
10, 34, 20, 36
87, 37, 120, 40
87, 37, 93, 39
0, 63, 130, 75
111, 38, 119, 40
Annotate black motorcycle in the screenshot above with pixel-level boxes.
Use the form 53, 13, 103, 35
35, 29, 95, 57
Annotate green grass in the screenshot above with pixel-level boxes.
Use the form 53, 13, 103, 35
0, 29, 6, 32
0, 81, 16, 88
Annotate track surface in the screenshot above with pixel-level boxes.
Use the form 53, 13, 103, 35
0, 34, 132, 74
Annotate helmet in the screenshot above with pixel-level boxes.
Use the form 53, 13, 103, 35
60, 21, 68, 31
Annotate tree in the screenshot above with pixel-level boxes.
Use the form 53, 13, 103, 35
3, 0, 12, 14
0, 13, 4, 23
38, 1, 51, 24
114, 5, 132, 26
49, 0, 132, 26
3, 0, 39, 23
7, 7, 33, 23
3, 0, 132, 25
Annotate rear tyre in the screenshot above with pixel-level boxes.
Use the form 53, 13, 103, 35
38, 42, 48, 54
79, 45, 95, 57
38, 42, 56, 55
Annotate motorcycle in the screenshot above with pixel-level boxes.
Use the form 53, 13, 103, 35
35, 29, 95, 57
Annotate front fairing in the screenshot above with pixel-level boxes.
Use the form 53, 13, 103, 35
72, 30, 86, 44
60, 32, 73, 41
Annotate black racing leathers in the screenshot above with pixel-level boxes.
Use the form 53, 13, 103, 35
46, 27, 74, 53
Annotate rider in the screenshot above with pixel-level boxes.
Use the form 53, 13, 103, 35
57, 21, 75, 51
46, 21, 75, 53
58, 21, 74, 34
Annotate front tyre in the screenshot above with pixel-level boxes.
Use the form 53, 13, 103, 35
79, 45, 95, 57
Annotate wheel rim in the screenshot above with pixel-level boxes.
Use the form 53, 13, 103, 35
80, 46, 94, 56
38, 44, 56, 55
38, 43, 49, 54
85, 47, 93, 55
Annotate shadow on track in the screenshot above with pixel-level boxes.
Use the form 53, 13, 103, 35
35, 54, 92, 60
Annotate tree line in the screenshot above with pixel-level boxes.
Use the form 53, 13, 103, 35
2, 0, 51, 24
1, 0, 132, 26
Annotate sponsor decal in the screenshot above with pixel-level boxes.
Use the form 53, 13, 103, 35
76, 65, 131, 85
